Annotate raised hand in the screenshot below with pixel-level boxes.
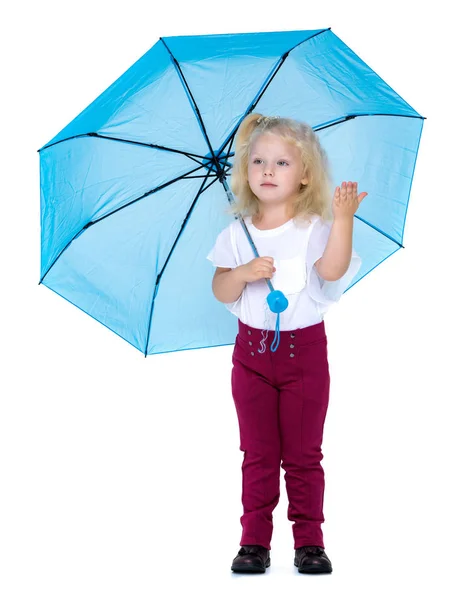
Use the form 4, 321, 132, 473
333, 181, 368, 220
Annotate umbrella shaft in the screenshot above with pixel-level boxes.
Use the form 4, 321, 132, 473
222, 179, 274, 293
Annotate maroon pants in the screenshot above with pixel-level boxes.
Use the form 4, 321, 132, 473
231, 318, 330, 550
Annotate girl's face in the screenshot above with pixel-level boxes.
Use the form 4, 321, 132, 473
247, 132, 308, 210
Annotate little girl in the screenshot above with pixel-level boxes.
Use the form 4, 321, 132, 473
207, 114, 366, 575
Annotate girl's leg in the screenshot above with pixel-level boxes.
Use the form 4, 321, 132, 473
276, 323, 330, 549
231, 329, 281, 551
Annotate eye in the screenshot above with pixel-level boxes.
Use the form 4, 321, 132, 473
252, 159, 289, 165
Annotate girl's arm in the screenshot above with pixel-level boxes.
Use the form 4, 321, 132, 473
212, 267, 247, 303
212, 257, 275, 302
315, 181, 367, 282
314, 216, 354, 282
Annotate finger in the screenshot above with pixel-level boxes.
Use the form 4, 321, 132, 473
256, 265, 275, 275
358, 192, 368, 203
334, 186, 340, 203
263, 266, 276, 274
259, 259, 275, 268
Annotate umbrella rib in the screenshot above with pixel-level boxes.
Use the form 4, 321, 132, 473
314, 112, 424, 131
184, 173, 219, 179
221, 136, 236, 174
218, 28, 331, 156
39, 162, 211, 284
144, 166, 218, 356
345, 245, 402, 295
160, 37, 222, 174
221, 112, 423, 166
354, 215, 404, 248
39, 132, 206, 164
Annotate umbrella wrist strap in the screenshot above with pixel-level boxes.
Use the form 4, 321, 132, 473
270, 313, 281, 352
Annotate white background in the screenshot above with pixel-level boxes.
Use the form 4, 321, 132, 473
1, 1, 449, 598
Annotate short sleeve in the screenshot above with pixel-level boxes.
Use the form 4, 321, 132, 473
206, 223, 242, 315
305, 217, 362, 312
206, 225, 237, 268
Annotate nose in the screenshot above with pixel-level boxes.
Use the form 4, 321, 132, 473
263, 165, 274, 176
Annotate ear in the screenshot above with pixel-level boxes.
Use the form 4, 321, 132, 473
300, 177, 308, 185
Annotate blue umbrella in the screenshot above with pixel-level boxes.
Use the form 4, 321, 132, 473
38, 28, 424, 356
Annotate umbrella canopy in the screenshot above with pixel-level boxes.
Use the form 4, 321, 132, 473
39, 28, 424, 356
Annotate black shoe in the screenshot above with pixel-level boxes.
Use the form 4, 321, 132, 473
231, 545, 271, 573
294, 546, 332, 574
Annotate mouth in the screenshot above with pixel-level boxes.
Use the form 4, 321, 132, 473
261, 183, 277, 187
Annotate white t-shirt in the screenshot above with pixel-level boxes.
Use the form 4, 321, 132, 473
207, 214, 362, 330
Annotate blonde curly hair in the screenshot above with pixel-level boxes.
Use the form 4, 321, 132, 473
228, 113, 333, 223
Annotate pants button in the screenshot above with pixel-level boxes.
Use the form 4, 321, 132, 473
289, 353, 295, 358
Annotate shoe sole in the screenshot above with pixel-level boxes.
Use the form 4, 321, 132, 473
231, 558, 271, 573
294, 558, 332, 574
